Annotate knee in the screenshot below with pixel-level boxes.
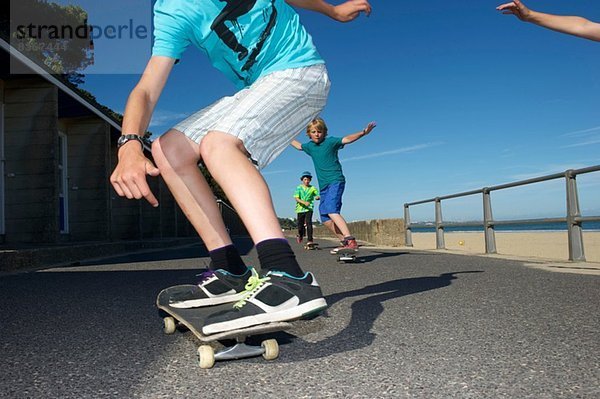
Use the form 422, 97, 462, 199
199, 131, 247, 162
152, 131, 199, 173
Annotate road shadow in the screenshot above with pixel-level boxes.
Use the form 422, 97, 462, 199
78, 236, 255, 267
275, 271, 483, 362
0, 256, 481, 382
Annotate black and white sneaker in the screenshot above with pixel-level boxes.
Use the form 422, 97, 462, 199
168, 267, 253, 309
202, 269, 328, 335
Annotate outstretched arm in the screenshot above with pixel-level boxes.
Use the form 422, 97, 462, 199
290, 139, 304, 150
341, 121, 376, 145
497, 0, 600, 42
286, 0, 371, 23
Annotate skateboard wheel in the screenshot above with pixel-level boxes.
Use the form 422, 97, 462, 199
163, 316, 176, 334
198, 345, 215, 369
261, 339, 279, 360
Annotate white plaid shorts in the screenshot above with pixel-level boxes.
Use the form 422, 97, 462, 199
173, 63, 330, 169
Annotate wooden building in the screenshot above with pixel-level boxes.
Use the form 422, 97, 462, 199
0, 37, 196, 244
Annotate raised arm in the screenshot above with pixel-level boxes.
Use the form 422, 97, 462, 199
290, 139, 304, 150
497, 0, 600, 42
286, 0, 371, 23
341, 121, 376, 145
110, 56, 175, 206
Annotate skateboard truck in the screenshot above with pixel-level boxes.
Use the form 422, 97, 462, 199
303, 242, 320, 250
158, 287, 289, 369
163, 315, 281, 369
338, 254, 356, 262
336, 249, 358, 263
198, 336, 279, 369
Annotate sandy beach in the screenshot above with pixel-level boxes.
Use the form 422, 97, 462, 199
407, 231, 600, 263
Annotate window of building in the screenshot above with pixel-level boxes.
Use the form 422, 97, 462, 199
0, 99, 5, 235
58, 131, 69, 234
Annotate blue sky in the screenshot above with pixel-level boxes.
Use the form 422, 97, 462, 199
74, 0, 600, 222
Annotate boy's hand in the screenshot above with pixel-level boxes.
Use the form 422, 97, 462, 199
496, 1, 532, 22
363, 121, 377, 136
110, 143, 161, 207
333, 0, 372, 23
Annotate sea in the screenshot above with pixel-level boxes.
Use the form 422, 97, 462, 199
410, 221, 600, 232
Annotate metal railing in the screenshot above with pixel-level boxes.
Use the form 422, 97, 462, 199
217, 199, 248, 237
403, 165, 600, 262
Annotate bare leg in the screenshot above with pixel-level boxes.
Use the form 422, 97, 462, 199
323, 219, 345, 241
327, 213, 352, 238
151, 130, 232, 250
200, 131, 284, 243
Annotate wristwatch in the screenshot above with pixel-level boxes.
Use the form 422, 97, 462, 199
117, 134, 144, 149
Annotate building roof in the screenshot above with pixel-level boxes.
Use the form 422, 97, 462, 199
0, 37, 122, 132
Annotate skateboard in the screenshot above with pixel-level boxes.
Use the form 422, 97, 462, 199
331, 248, 358, 262
303, 242, 320, 250
157, 285, 291, 369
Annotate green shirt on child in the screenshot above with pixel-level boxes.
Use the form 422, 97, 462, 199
294, 184, 319, 213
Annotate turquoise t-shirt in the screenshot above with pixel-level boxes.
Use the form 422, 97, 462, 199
294, 184, 319, 213
152, 0, 324, 88
301, 136, 345, 189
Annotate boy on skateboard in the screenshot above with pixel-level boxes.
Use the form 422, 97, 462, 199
291, 118, 376, 254
110, 0, 372, 335
294, 171, 320, 247
497, 1, 600, 41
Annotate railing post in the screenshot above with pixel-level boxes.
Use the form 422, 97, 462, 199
565, 170, 586, 262
403, 204, 413, 247
435, 197, 445, 249
482, 187, 497, 254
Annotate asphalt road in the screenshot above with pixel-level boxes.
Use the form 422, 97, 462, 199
1, 238, 598, 398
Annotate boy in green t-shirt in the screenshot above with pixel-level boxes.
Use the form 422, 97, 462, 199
294, 171, 320, 245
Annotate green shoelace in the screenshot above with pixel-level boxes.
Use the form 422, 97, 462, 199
233, 269, 271, 310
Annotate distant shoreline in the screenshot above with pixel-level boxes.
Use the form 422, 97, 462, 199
300, 222, 600, 232
409, 220, 600, 233
411, 229, 600, 233
408, 231, 600, 264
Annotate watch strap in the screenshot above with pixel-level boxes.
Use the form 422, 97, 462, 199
118, 134, 144, 149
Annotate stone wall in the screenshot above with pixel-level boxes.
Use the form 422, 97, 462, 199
312, 218, 406, 247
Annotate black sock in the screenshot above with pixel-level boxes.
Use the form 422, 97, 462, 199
256, 238, 304, 278
209, 245, 247, 275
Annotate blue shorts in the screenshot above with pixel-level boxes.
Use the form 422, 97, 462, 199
319, 182, 345, 223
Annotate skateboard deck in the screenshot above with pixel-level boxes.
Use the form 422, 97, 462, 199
303, 242, 320, 250
157, 285, 291, 369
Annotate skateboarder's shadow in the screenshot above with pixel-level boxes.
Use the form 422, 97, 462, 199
276, 271, 483, 362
